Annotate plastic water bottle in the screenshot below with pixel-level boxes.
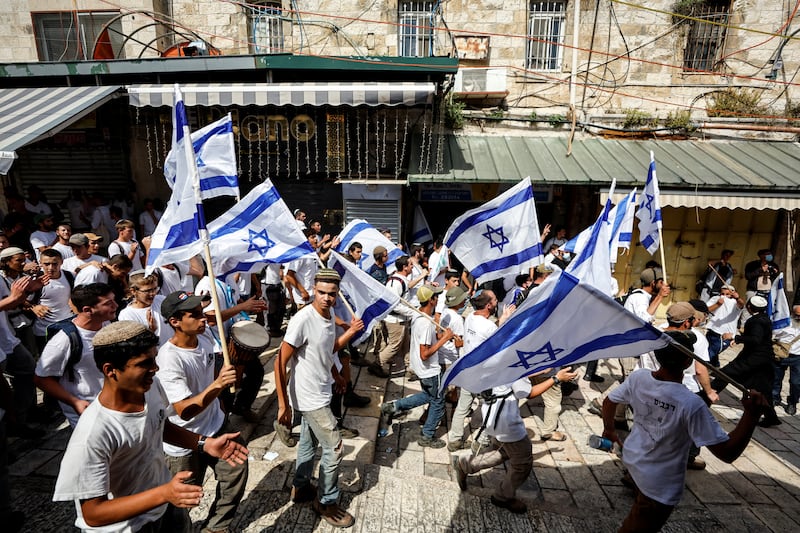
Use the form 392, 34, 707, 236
588, 434, 614, 452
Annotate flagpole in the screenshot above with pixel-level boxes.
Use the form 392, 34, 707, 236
399, 296, 449, 333
670, 340, 749, 396
175, 84, 235, 387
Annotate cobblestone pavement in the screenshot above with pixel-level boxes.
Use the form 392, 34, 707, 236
7, 338, 800, 532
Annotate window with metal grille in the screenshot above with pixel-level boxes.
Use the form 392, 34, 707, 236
32, 11, 123, 61
683, 1, 730, 72
527, 1, 566, 71
250, 2, 285, 54
398, 1, 435, 57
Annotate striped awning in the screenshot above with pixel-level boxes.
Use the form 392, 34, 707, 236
0, 86, 121, 174
126, 82, 436, 108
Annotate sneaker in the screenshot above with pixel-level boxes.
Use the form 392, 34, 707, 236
343, 390, 371, 408
786, 404, 797, 416
447, 439, 464, 452
405, 370, 419, 382
541, 431, 567, 442
339, 426, 359, 439
274, 420, 297, 447
583, 374, 605, 383
490, 495, 527, 514
587, 398, 603, 417
313, 500, 355, 528
291, 483, 317, 503
418, 435, 446, 448
368, 363, 390, 378
380, 401, 397, 425
687, 457, 706, 470
451, 455, 467, 491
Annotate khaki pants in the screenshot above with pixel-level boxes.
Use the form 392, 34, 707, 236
599, 357, 639, 421
459, 437, 533, 501
375, 321, 408, 371
532, 374, 563, 434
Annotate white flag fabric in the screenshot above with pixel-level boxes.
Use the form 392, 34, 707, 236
164, 114, 239, 199
335, 219, 406, 271
441, 269, 669, 393
636, 156, 662, 255
609, 188, 637, 255
565, 197, 614, 296
329, 251, 401, 345
443, 179, 542, 285
207, 179, 316, 278
147, 86, 204, 271
769, 273, 791, 330
412, 205, 433, 244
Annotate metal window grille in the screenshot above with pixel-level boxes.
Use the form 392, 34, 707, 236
683, 2, 730, 72
398, 1, 435, 57
251, 2, 285, 54
527, 1, 566, 71
32, 11, 121, 61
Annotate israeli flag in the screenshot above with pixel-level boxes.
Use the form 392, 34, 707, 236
147, 85, 205, 271
164, 114, 239, 199
412, 205, 433, 244
565, 195, 614, 296
207, 179, 317, 278
329, 251, 401, 345
335, 219, 406, 271
636, 153, 662, 255
769, 273, 791, 330
441, 269, 669, 393
609, 188, 637, 256
443, 179, 542, 285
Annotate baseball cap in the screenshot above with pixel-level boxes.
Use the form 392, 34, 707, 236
93, 321, 149, 348
373, 245, 388, 257
640, 267, 663, 285
68, 233, 89, 246
161, 290, 204, 320
666, 302, 695, 323
84, 232, 103, 242
445, 286, 468, 308
0, 247, 26, 260
688, 299, 713, 316
416, 284, 443, 304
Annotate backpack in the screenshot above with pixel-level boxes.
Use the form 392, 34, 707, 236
45, 317, 83, 383
614, 287, 643, 307
387, 275, 407, 295
473, 387, 516, 446
31, 270, 75, 306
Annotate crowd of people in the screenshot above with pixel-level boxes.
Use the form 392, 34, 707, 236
0, 188, 796, 532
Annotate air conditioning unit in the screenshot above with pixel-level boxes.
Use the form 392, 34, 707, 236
453, 68, 507, 93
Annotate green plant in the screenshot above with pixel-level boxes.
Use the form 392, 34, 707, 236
664, 109, 696, 132
529, 110, 538, 121
786, 101, 800, 123
622, 109, 657, 129
444, 97, 466, 129
672, 0, 707, 24
488, 108, 505, 119
706, 88, 767, 118
548, 114, 565, 127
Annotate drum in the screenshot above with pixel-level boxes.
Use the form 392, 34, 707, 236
228, 321, 270, 365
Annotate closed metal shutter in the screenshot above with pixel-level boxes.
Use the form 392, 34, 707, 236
344, 199, 401, 241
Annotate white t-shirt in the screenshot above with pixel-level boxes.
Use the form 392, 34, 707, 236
52, 242, 75, 260
638, 326, 708, 394
54, 378, 174, 532
30, 230, 56, 259
36, 325, 103, 427
62, 254, 105, 275
705, 296, 742, 336
624, 289, 653, 323
74, 264, 109, 286
428, 249, 448, 287
264, 263, 282, 285
384, 275, 413, 324
139, 210, 163, 237
25, 200, 52, 216
609, 369, 729, 506
157, 336, 225, 457
463, 312, 497, 355
286, 258, 318, 304
32, 274, 74, 336
284, 304, 337, 412
409, 314, 439, 379
438, 307, 465, 365
108, 240, 143, 271
481, 378, 532, 442
119, 296, 171, 347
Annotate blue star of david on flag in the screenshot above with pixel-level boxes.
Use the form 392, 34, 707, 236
509, 342, 564, 370
482, 224, 510, 253
196, 155, 206, 168
643, 193, 656, 221
246, 228, 275, 254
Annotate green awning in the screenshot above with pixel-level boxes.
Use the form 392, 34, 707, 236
408, 135, 800, 209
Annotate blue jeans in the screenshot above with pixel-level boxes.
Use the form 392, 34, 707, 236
706, 330, 731, 368
773, 354, 800, 406
394, 373, 445, 438
294, 406, 342, 505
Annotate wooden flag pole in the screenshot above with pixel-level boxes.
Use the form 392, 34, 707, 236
670, 339, 749, 395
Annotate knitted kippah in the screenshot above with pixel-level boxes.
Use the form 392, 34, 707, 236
315, 268, 342, 283
93, 321, 149, 347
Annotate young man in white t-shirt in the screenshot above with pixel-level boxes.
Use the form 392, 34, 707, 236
705, 284, 744, 367
602, 330, 767, 532
31, 249, 74, 352
452, 366, 576, 514
157, 290, 246, 533
108, 219, 144, 271
380, 285, 455, 449
118, 272, 171, 347
51, 223, 74, 260
34, 283, 117, 427
29, 214, 57, 261
54, 320, 248, 532
275, 269, 364, 528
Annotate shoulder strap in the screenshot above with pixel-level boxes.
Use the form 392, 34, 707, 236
388, 275, 407, 294
45, 319, 82, 383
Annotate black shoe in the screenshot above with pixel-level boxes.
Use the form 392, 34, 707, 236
343, 390, 371, 408
368, 363, 390, 378
758, 418, 782, 428
786, 404, 797, 416
350, 356, 370, 368
490, 495, 527, 514
405, 370, 419, 382
587, 398, 603, 417
583, 375, 605, 383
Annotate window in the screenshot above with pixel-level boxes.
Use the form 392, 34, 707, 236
683, 1, 730, 72
32, 11, 123, 61
527, 1, 566, 71
250, 2, 285, 54
399, 1, 435, 57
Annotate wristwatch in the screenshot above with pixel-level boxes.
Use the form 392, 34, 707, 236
197, 436, 208, 454
552, 375, 561, 386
